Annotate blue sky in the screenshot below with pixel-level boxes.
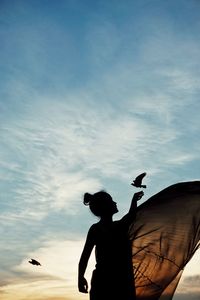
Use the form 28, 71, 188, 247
0, 0, 200, 299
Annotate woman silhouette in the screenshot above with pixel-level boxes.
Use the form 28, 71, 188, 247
78, 190, 144, 300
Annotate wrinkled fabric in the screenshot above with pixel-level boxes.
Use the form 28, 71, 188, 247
129, 181, 200, 300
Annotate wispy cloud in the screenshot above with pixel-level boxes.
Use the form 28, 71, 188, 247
0, 279, 77, 300
1, 82, 199, 226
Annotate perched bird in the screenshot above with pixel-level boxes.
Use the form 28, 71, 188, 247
29, 259, 41, 266
131, 172, 147, 188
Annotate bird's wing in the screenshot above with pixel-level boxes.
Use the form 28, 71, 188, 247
31, 259, 40, 265
129, 181, 200, 300
135, 172, 146, 183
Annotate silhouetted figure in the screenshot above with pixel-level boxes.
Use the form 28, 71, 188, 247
28, 259, 41, 266
78, 189, 144, 300
131, 172, 147, 188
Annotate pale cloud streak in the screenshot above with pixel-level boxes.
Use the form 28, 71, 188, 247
175, 275, 200, 299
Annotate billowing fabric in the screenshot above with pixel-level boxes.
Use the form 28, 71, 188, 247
129, 181, 200, 300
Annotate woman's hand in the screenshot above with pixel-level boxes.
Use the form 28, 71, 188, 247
133, 191, 144, 201
78, 276, 88, 293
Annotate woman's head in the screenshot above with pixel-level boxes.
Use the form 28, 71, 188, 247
83, 191, 118, 217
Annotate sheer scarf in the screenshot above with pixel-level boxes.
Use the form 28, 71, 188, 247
129, 181, 200, 300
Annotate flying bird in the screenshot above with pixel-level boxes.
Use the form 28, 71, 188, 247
131, 172, 147, 188
28, 259, 41, 266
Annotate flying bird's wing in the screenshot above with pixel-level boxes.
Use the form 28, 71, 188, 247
131, 172, 147, 187
129, 181, 200, 300
134, 172, 146, 184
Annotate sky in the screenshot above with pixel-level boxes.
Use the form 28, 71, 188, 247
0, 0, 200, 299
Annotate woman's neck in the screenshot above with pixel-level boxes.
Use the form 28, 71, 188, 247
100, 215, 113, 223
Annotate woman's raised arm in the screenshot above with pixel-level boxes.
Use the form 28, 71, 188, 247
120, 191, 144, 226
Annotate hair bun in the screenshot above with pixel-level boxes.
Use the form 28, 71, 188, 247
83, 193, 93, 206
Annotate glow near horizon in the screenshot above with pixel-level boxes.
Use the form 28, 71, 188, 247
0, 0, 200, 299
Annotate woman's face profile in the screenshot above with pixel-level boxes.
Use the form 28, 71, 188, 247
106, 198, 118, 215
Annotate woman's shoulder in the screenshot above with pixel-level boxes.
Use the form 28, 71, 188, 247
87, 222, 101, 243
88, 222, 100, 233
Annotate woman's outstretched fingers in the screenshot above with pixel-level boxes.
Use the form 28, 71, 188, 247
134, 191, 144, 201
